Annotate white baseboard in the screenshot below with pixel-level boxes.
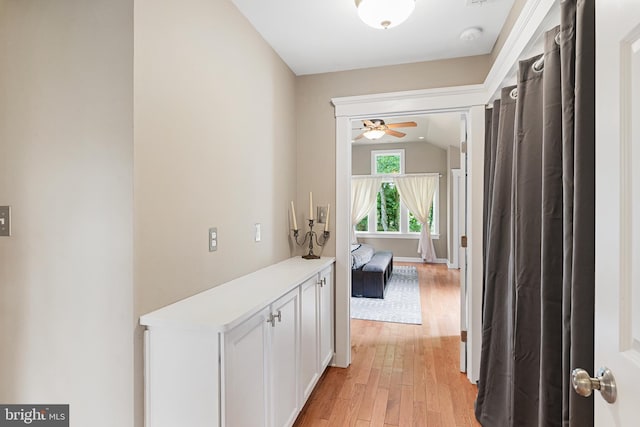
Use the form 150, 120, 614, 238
394, 257, 449, 264
394, 257, 422, 263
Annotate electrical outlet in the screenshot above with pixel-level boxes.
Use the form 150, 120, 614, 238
0, 206, 10, 237
209, 227, 218, 252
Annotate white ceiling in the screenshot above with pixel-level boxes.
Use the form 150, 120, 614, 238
231, 0, 516, 75
351, 112, 462, 149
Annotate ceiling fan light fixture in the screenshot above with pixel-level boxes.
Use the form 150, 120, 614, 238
355, 0, 416, 30
363, 129, 386, 140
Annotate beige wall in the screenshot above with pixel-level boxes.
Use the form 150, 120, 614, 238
296, 56, 491, 258
491, 0, 528, 63
0, 1, 134, 426
134, 0, 297, 315
352, 142, 448, 258
134, 0, 297, 424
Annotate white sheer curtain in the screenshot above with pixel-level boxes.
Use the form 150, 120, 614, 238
395, 174, 438, 262
351, 176, 383, 244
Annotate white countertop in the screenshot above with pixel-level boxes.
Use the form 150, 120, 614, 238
140, 256, 335, 332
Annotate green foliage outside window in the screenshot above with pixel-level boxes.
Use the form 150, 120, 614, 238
374, 154, 401, 232
376, 182, 399, 232
376, 154, 400, 174
409, 212, 421, 232
355, 151, 437, 235
408, 203, 435, 234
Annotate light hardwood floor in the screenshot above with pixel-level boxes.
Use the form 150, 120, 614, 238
294, 262, 481, 427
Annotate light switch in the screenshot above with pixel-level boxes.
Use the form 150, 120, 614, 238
317, 206, 327, 224
209, 227, 218, 252
0, 206, 10, 237
255, 223, 261, 242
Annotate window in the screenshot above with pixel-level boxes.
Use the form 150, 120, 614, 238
356, 149, 439, 238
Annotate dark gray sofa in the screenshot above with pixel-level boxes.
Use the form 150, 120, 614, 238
351, 244, 393, 298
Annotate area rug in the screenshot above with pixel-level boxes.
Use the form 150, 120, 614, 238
350, 265, 422, 325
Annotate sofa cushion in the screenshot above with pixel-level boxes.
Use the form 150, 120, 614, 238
351, 243, 375, 269
362, 251, 393, 273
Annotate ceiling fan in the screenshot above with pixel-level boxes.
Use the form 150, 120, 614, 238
353, 119, 417, 140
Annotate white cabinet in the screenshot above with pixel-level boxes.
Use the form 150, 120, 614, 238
299, 266, 334, 402
224, 289, 300, 427
141, 257, 334, 427
223, 307, 270, 427
300, 276, 319, 401
268, 289, 299, 427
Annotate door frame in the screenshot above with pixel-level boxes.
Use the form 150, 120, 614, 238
333, 90, 484, 382
330, 0, 558, 384
450, 168, 463, 270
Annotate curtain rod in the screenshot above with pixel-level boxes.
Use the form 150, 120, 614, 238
352, 173, 442, 179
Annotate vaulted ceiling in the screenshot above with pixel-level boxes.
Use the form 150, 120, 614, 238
351, 113, 462, 149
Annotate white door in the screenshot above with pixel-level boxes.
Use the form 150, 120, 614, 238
459, 115, 468, 373
593, 0, 640, 423
450, 168, 462, 269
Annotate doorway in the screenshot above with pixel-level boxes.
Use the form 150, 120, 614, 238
332, 89, 486, 385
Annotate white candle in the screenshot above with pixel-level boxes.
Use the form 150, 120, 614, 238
309, 192, 314, 220
290, 201, 298, 230
325, 203, 330, 231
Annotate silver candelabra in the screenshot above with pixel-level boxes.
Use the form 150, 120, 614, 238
292, 219, 330, 259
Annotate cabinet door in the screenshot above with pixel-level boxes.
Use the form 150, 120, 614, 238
270, 288, 299, 427
299, 276, 319, 401
224, 307, 270, 427
319, 266, 334, 370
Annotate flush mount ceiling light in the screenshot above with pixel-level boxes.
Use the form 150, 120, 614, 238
355, 0, 416, 30
459, 27, 483, 41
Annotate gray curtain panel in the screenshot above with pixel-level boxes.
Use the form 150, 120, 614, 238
511, 52, 544, 426
475, 0, 595, 425
476, 87, 517, 427
561, 0, 596, 424
539, 28, 564, 427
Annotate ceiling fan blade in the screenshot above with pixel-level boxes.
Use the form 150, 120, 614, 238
363, 120, 375, 128
354, 132, 366, 140
386, 121, 417, 129
385, 129, 406, 138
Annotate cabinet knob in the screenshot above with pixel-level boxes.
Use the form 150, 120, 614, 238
318, 277, 326, 287
266, 313, 276, 327
266, 311, 282, 327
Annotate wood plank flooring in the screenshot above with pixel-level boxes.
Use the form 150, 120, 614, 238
294, 263, 481, 427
